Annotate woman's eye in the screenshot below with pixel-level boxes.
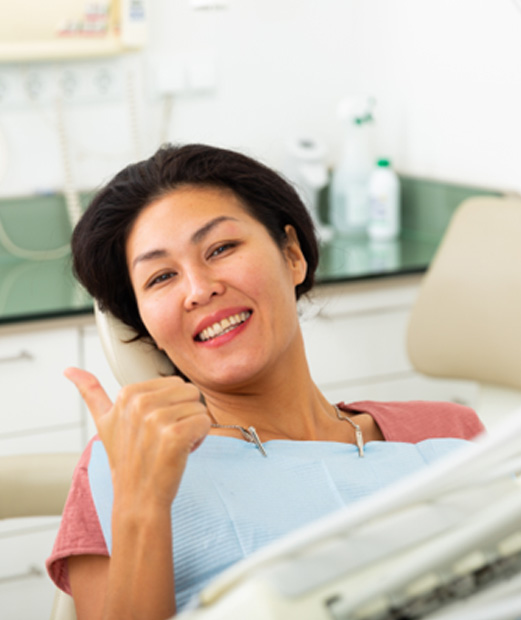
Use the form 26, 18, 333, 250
147, 272, 176, 288
210, 242, 237, 258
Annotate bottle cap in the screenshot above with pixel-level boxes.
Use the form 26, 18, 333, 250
377, 158, 391, 167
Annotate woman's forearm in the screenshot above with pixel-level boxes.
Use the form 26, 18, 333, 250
104, 502, 176, 620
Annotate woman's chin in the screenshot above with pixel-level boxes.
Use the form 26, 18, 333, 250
195, 362, 268, 394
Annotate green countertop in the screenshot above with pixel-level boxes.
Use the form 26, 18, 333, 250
0, 177, 500, 326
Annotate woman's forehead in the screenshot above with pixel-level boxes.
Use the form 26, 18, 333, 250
142, 185, 251, 223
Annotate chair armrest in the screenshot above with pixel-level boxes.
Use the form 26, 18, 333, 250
0, 453, 79, 518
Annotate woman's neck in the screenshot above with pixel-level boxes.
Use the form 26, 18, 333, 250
202, 369, 338, 442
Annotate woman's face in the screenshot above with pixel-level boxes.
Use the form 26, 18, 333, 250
126, 185, 308, 391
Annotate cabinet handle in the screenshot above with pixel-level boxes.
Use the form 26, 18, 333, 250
0, 564, 43, 584
451, 397, 471, 407
0, 350, 35, 364
317, 303, 412, 321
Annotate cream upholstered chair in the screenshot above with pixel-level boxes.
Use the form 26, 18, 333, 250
0, 452, 79, 620
407, 195, 521, 428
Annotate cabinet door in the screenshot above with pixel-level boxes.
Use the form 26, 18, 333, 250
0, 522, 61, 620
300, 279, 419, 388
302, 305, 413, 386
0, 328, 81, 439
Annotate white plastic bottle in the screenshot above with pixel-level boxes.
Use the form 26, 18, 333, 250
329, 97, 375, 236
368, 158, 400, 241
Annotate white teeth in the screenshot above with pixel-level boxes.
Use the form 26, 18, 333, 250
197, 311, 251, 342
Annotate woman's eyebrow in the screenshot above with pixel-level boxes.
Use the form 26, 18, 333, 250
131, 248, 168, 270
131, 216, 239, 270
190, 216, 239, 244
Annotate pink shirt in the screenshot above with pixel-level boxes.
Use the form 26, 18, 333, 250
47, 399, 484, 594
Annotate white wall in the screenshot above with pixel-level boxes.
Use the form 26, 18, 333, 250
0, 0, 520, 198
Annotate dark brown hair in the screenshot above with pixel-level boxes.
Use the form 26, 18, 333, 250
71, 143, 319, 341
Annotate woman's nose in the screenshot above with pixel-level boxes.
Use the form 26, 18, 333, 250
183, 268, 225, 309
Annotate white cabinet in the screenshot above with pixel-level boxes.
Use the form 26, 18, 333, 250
0, 320, 89, 620
0, 327, 82, 446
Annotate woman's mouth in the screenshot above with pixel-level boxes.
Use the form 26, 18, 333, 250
195, 310, 252, 342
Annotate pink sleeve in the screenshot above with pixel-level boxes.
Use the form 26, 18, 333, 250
46, 437, 109, 594
338, 400, 485, 443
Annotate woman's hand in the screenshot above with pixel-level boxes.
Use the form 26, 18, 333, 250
64, 367, 212, 509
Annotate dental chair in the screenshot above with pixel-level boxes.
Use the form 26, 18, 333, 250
0, 452, 79, 620
407, 194, 521, 428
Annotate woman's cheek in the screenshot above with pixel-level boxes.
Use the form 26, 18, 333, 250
232, 259, 271, 295
140, 296, 181, 352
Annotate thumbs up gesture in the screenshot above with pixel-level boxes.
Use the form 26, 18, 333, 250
65, 368, 212, 509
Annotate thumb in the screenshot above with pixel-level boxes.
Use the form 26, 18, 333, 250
64, 367, 113, 430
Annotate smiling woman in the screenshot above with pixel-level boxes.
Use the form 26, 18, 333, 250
46, 143, 485, 620
124, 185, 308, 391
69, 144, 318, 350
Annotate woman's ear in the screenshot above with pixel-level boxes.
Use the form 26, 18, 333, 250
283, 225, 308, 287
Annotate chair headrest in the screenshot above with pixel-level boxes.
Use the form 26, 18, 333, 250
94, 303, 175, 387
407, 195, 521, 390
